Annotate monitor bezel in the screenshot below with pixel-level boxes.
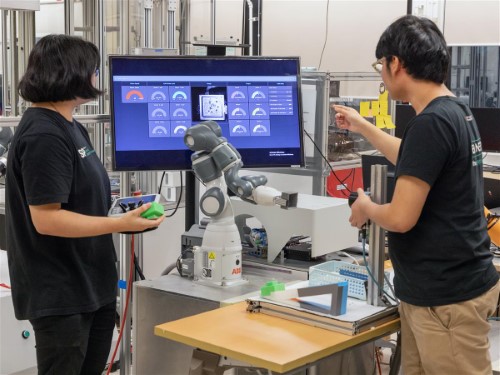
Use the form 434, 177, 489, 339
108, 55, 305, 171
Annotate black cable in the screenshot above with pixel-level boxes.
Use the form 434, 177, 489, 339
303, 129, 353, 197
317, 0, 331, 70
165, 171, 183, 218
361, 233, 399, 305
350, 166, 357, 193
157, 171, 166, 195
133, 253, 146, 280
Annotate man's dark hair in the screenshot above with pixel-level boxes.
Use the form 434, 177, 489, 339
375, 15, 449, 84
18, 34, 102, 103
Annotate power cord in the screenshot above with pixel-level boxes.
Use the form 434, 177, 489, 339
106, 235, 135, 375
134, 252, 146, 281
157, 171, 184, 218
303, 129, 354, 197
317, 0, 331, 70
360, 228, 399, 305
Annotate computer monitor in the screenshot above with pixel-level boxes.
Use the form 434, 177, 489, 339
471, 108, 500, 153
109, 55, 305, 171
395, 104, 500, 153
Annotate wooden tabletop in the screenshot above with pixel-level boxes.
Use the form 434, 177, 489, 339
493, 257, 500, 273
155, 301, 400, 373
484, 171, 500, 181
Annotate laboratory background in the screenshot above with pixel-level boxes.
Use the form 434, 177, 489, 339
0, 1, 499, 375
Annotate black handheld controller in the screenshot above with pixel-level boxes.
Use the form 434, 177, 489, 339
348, 191, 370, 207
348, 191, 371, 238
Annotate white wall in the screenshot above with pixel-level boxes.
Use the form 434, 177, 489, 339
189, 0, 244, 45
142, 207, 185, 278
444, 0, 500, 45
189, 0, 500, 68
35, 1, 65, 39
190, 0, 407, 73
261, 1, 406, 72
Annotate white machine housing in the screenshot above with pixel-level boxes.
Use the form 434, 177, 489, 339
232, 194, 359, 262
184, 121, 297, 287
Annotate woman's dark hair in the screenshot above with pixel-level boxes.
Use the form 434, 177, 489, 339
375, 15, 449, 84
18, 34, 102, 103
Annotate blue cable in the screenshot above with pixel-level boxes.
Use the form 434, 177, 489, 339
361, 232, 398, 305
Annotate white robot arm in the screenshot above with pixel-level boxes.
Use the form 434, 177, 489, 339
183, 121, 297, 286
184, 120, 297, 218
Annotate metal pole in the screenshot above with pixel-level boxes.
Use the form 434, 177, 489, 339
117, 3, 131, 373
64, 0, 75, 35
8, 10, 18, 116
166, 0, 176, 50
210, 0, 216, 44
178, 0, 190, 56
144, 0, 153, 48
16, 11, 35, 114
245, 0, 253, 56
1, 10, 9, 116
119, 0, 130, 55
367, 164, 387, 307
93, 0, 106, 163
119, 172, 132, 375
311, 73, 328, 196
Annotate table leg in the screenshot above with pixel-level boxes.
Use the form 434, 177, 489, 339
388, 333, 401, 375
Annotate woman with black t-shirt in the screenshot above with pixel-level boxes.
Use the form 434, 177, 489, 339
6, 34, 164, 375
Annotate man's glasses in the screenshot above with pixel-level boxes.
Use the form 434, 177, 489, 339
372, 59, 384, 74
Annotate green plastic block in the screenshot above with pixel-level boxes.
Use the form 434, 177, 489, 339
260, 280, 285, 297
140, 202, 164, 219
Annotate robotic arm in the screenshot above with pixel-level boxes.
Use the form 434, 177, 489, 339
183, 121, 297, 287
184, 121, 297, 218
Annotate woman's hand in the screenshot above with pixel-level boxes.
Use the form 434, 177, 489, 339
119, 203, 165, 232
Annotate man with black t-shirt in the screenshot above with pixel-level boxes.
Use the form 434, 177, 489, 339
334, 15, 499, 375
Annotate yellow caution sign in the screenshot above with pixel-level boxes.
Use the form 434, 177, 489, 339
208, 252, 216, 260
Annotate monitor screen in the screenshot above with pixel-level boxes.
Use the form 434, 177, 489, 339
109, 55, 305, 171
471, 108, 500, 153
395, 104, 500, 153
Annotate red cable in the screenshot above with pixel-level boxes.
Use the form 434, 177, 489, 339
106, 234, 135, 375
375, 347, 382, 375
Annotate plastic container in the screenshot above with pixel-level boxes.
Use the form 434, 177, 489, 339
309, 260, 390, 300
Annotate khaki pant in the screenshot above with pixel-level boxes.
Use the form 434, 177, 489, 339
399, 280, 500, 375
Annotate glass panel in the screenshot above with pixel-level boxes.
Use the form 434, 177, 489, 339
328, 73, 392, 163
448, 45, 500, 108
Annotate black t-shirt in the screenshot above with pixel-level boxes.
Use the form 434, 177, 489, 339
389, 96, 498, 306
6, 108, 117, 320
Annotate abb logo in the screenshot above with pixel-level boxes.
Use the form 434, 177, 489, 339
231, 267, 242, 275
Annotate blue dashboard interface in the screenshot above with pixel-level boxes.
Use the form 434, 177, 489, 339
109, 56, 304, 171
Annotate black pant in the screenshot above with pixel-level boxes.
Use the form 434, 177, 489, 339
29, 301, 116, 375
